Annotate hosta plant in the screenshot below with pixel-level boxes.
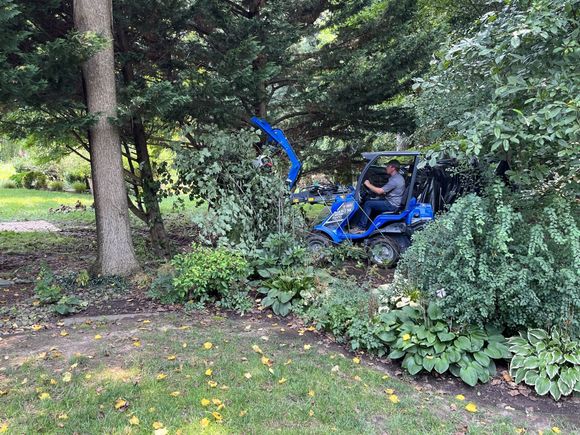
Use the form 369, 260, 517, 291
508, 329, 579, 401
377, 303, 510, 386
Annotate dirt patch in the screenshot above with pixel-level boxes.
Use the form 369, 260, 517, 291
0, 220, 61, 232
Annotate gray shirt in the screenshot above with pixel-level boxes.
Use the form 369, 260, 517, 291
381, 172, 405, 207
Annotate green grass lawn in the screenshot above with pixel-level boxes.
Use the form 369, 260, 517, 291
0, 314, 530, 435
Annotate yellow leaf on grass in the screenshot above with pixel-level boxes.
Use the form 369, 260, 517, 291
239, 410, 247, 417
211, 412, 223, 421
50, 379, 58, 385
385, 388, 394, 395
182, 342, 187, 348
205, 369, 213, 376
211, 398, 222, 406
200, 418, 210, 428
57, 413, 68, 420
382, 375, 389, 380
278, 378, 287, 384
39, 392, 51, 400
515, 429, 526, 434
178, 325, 190, 330
31, 324, 43, 331
201, 398, 211, 407
389, 394, 400, 404
0, 390, 7, 396
85, 374, 92, 380
308, 409, 314, 417
94, 334, 102, 340
465, 403, 477, 413
0, 422, 8, 433
156, 373, 167, 380
203, 342, 213, 350
306, 326, 316, 331
60, 330, 68, 337
167, 355, 176, 361
169, 391, 181, 397
152, 421, 164, 429
208, 380, 218, 388
455, 394, 465, 401
308, 390, 315, 397
284, 359, 292, 366
62, 372, 72, 383
303, 344, 312, 350
402, 333, 411, 341
244, 372, 252, 379
129, 415, 140, 425
114, 399, 127, 410
352, 357, 361, 364
551, 428, 561, 434
133, 341, 141, 347
251, 344, 263, 354
261, 356, 273, 367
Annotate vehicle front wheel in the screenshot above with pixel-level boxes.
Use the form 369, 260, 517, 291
306, 232, 332, 255
368, 236, 400, 267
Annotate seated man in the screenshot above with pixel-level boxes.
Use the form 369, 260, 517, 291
352, 159, 405, 232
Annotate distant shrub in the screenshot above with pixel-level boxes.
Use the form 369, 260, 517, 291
22, 171, 47, 189
34, 265, 62, 304
65, 168, 90, 185
9, 172, 26, 187
49, 180, 64, 191
0, 179, 17, 189
71, 181, 87, 193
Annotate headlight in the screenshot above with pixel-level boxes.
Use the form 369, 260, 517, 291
326, 201, 355, 224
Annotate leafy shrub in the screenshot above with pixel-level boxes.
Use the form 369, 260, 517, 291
171, 245, 250, 305
376, 303, 510, 386
398, 187, 580, 335
251, 232, 310, 276
8, 172, 25, 187
508, 329, 579, 401
304, 279, 373, 342
53, 295, 87, 315
319, 240, 367, 267
71, 181, 87, 193
49, 180, 64, 191
0, 179, 17, 189
216, 289, 254, 314
64, 167, 90, 185
34, 266, 62, 304
148, 265, 177, 304
22, 171, 47, 189
257, 267, 320, 316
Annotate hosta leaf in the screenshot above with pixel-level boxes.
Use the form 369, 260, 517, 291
534, 376, 551, 396
477, 368, 490, 383
433, 341, 447, 354
378, 331, 396, 343
549, 382, 562, 401
455, 336, 471, 351
404, 356, 423, 375
470, 338, 484, 352
510, 355, 526, 370
507, 336, 529, 348
510, 345, 533, 355
514, 367, 528, 384
427, 302, 444, 320
261, 296, 274, 307
388, 349, 405, 360
278, 292, 294, 304
446, 348, 462, 363
437, 332, 456, 342
449, 364, 461, 378
560, 367, 578, 389
459, 365, 479, 387
278, 302, 290, 317
557, 378, 573, 396
545, 364, 559, 380
524, 370, 539, 386
564, 353, 579, 365
423, 357, 436, 372
434, 357, 450, 374
527, 329, 548, 345
523, 356, 540, 370
474, 351, 490, 367
487, 359, 497, 376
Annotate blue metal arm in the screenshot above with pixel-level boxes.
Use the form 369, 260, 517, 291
250, 116, 302, 190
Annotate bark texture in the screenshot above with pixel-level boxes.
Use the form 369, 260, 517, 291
74, 0, 140, 276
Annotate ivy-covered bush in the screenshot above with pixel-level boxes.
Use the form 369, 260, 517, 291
171, 128, 304, 249
508, 329, 579, 401
375, 303, 510, 386
397, 187, 580, 336
22, 170, 47, 189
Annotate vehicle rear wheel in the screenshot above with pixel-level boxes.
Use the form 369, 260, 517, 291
368, 236, 400, 267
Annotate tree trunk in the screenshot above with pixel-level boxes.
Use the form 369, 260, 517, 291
74, 0, 140, 276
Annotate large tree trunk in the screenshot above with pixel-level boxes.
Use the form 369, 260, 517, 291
74, 0, 140, 276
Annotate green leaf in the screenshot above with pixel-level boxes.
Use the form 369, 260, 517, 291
433, 341, 447, 354
549, 382, 562, 401
446, 348, 462, 363
523, 356, 539, 369
388, 349, 405, 360
378, 331, 396, 343
434, 357, 450, 374
474, 351, 490, 367
534, 376, 551, 396
557, 378, 573, 396
278, 302, 290, 317
545, 364, 559, 380
527, 329, 548, 345
459, 365, 478, 387
514, 367, 528, 384
423, 357, 436, 372
455, 336, 471, 351
277, 292, 294, 304
261, 295, 274, 307
427, 302, 444, 320
437, 332, 456, 342
404, 355, 423, 375
510, 355, 526, 370
524, 370, 539, 386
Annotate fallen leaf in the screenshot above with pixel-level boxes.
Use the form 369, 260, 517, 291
352, 357, 361, 364
57, 413, 68, 420
114, 398, 128, 410
203, 342, 213, 350
200, 418, 210, 428
515, 429, 525, 434
62, 372, 72, 383
31, 324, 43, 331
60, 330, 68, 337
129, 415, 140, 425
244, 372, 252, 379
182, 342, 187, 348
278, 378, 287, 384
208, 380, 218, 388
211, 411, 223, 421
156, 373, 167, 381
39, 392, 51, 400
303, 344, 312, 350
239, 410, 247, 417
252, 344, 263, 354
261, 356, 273, 367
205, 369, 213, 376
389, 394, 400, 404
455, 394, 465, 401
284, 359, 292, 366
0, 390, 7, 396
178, 325, 190, 330
385, 388, 395, 395
308, 390, 315, 397
551, 428, 561, 434
94, 334, 102, 340
133, 341, 141, 347
382, 375, 390, 380
50, 379, 58, 385
211, 398, 222, 405
331, 365, 339, 373
169, 391, 181, 397
308, 409, 314, 417
0, 422, 8, 433
501, 371, 513, 383
85, 374, 92, 380
465, 403, 477, 413
167, 355, 176, 361
152, 421, 164, 429
306, 326, 316, 331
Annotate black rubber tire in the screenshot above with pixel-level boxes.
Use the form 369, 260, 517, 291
368, 236, 400, 268
306, 233, 332, 253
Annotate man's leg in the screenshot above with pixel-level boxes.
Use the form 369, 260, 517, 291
357, 200, 397, 229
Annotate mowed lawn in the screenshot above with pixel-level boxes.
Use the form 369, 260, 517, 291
0, 314, 525, 435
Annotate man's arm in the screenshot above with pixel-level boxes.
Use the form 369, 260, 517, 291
363, 179, 385, 195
